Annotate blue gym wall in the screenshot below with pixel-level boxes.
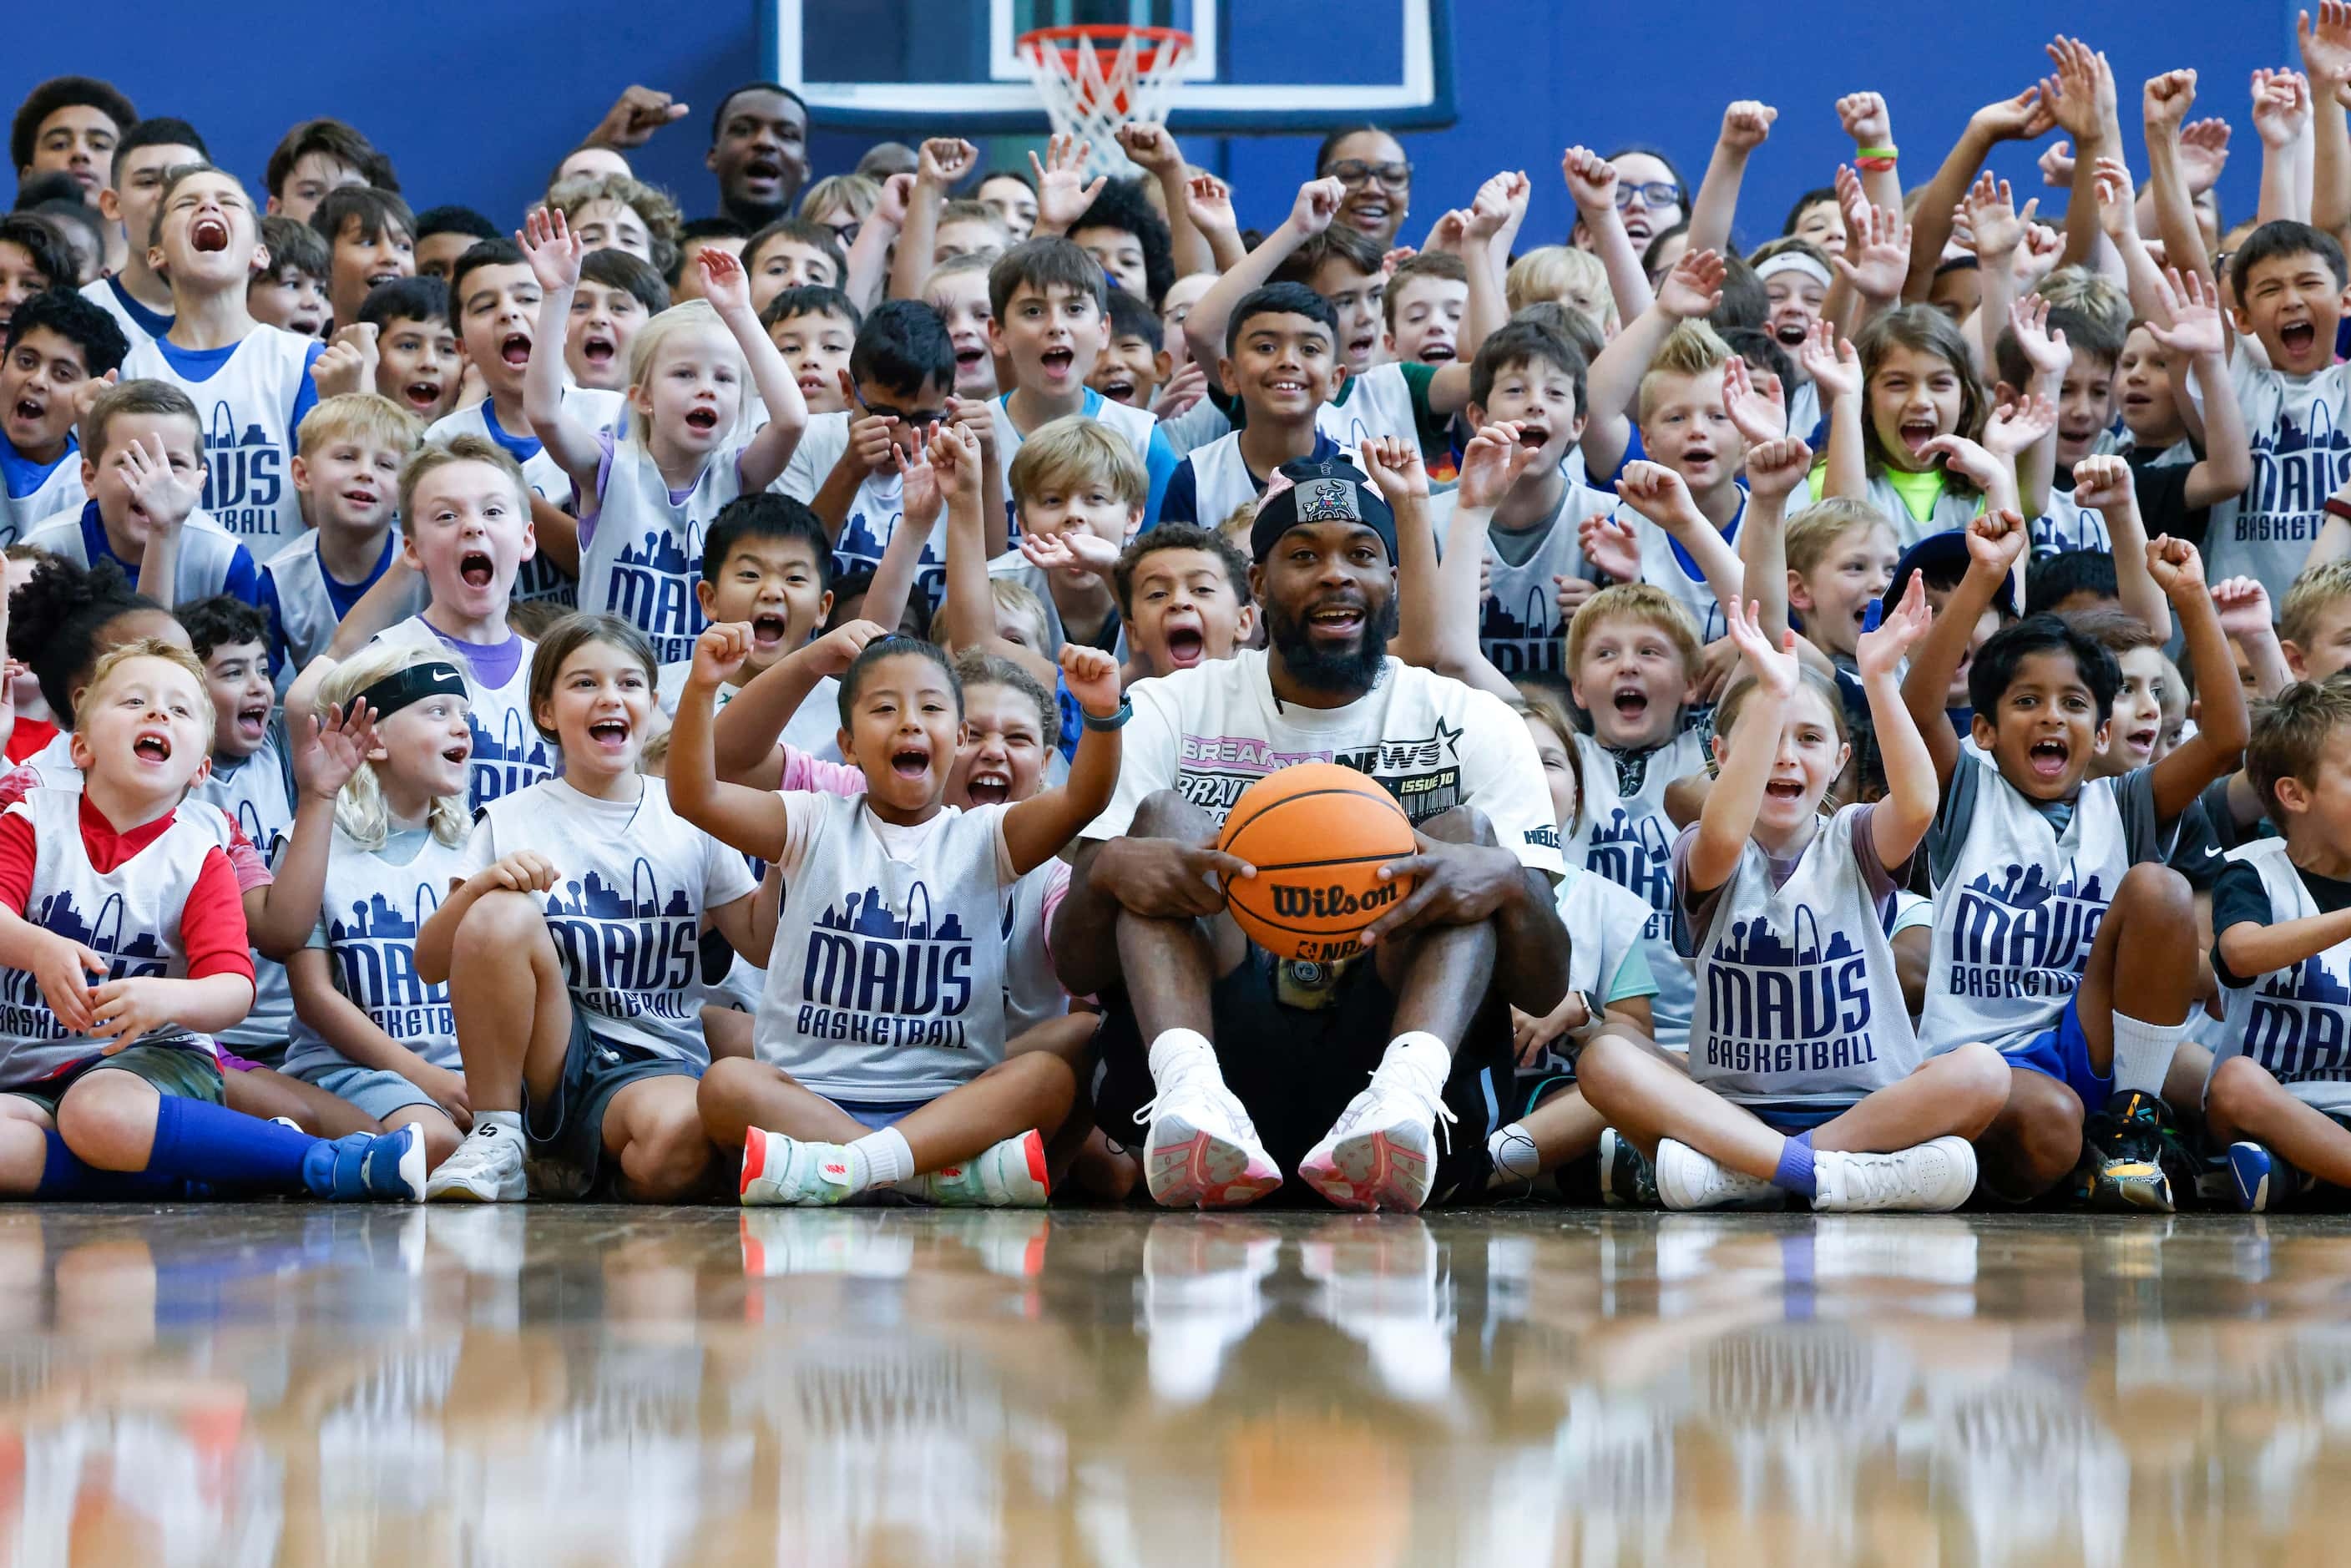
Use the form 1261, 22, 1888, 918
8, 3, 2301, 254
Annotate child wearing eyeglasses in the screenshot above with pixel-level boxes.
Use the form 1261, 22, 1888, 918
778, 300, 974, 617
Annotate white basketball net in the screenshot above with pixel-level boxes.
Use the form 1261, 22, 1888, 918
1019, 28, 1195, 178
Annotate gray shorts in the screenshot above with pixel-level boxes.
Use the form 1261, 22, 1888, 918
298, 1064, 441, 1123
522, 1013, 700, 1198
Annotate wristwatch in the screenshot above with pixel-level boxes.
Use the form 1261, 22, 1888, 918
1566, 989, 1606, 1042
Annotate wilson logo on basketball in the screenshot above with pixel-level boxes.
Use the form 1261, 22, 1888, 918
1270, 881, 1400, 920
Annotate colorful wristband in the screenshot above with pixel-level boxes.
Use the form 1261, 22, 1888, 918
1857, 145, 1898, 160
2326, 496, 2351, 524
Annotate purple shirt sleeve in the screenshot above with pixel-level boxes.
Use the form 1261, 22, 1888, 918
577, 427, 619, 550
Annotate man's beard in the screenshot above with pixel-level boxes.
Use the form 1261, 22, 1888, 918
1267, 594, 1398, 697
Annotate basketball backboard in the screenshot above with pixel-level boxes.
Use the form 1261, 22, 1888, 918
768, 0, 1456, 134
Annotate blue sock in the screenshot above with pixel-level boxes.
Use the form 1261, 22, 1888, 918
37, 1131, 186, 1199
144, 1097, 316, 1191
1772, 1130, 1818, 1197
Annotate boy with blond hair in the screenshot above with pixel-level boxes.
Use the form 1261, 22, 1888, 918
262, 392, 424, 678
984, 414, 1149, 668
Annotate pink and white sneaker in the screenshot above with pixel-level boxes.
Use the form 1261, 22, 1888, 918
1298, 1057, 1455, 1212
1140, 1074, 1282, 1208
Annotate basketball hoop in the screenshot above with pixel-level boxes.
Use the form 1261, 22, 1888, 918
1017, 24, 1195, 177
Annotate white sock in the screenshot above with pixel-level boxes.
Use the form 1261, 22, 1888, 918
2109, 1011, 2187, 1099
478, 1110, 522, 1139
1486, 1122, 1540, 1187
846, 1125, 913, 1192
1382, 1031, 1454, 1087
1148, 1027, 1220, 1089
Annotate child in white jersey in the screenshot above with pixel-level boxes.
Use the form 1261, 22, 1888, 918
422, 238, 624, 609
1481, 693, 1665, 1195
0, 290, 126, 543
282, 644, 478, 1171
650, 494, 835, 750
521, 208, 809, 665
367, 438, 555, 812
779, 299, 978, 612
23, 378, 261, 607
263, 393, 422, 680
2201, 222, 2351, 599
1156, 283, 1350, 532
1580, 584, 2010, 1211
0, 640, 422, 1202
419, 615, 763, 1203
2202, 679, 2351, 1209
670, 626, 1125, 1207
1809, 306, 1995, 546
119, 166, 323, 555
1901, 508, 2250, 1211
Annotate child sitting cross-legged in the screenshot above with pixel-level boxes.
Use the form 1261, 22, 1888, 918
1577, 584, 2012, 1211
0, 640, 423, 1201
670, 617, 1127, 1207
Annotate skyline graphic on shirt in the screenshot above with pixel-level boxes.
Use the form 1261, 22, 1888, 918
1964, 863, 2105, 911
614, 529, 695, 576
816, 884, 968, 943
544, 863, 694, 922
35, 890, 164, 960
1711, 905, 1860, 968
331, 884, 445, 943
2257, 950, 2351, 1009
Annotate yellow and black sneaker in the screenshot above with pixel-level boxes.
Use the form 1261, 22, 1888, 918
2081, 1090, 2182, 1213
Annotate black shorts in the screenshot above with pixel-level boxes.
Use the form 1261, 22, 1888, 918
522, 1013, 700, 1199
1095, 948, 1505, 1206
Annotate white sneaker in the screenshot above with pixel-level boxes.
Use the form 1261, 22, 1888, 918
1812, 1136, 1979, 1213
424, 1120, 527, 1202
1140, 1071, 1281, 1209
1299, 1055, 1456, 1212
1653, 1138, 1782, 1211
910, 1130, 1051, 1208
739, 1129, 857, 1206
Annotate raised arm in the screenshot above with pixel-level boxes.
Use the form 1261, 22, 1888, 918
1858, 574, 1940, 866
114, 433, 203, 607
1903, 508, 2029, 784
1798, 321, 1867, 502
2092, 158, 2171, 324
934, 420, 1056, 687
2149, 538, 2250, 820
1686, 101, 1777, 257
516, 208, 603, 498
667, 622, 793, 862
699, 246, 809, 492
1002, 646, 1123, 874
1904, 85, 2056, 302
1181, 177, 1342, 374
1833, 199, 1913, 334
1178, 172, 1247, 273
1734, 434, 1818, 654
246, 695, 377, 961
2306, 4, 2351, 240
708, 619, 882, 784
2002, 296, 2072, 519
1613, 460, 1743, 616
2146, 267, 2252, 507
839, 174, 908, 311
1963, 173, 2034, 376
2144, 70, 2217, 285
2070, 455, 2169, 637
1581, 246, 1723, 481
1838, 91, 1903, 214
1115, 124, 1213, 277
2252, 68, 2317, 225
1375, 428, 1519, 699
889, 139, 974, 301
1424, 172, 1519, 415
1686, 599, 1797, 895
1562, 146, 1656, 334
2042, 37, 2119, 272
2213, 577, 2293, 698
1025, 133, 1110, 240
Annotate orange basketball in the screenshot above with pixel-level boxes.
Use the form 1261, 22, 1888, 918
1217, 762, 1417, 962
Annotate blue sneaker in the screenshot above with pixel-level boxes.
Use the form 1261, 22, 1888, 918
304, 1125, 427, 1202
2227, 1141, 2299, 1213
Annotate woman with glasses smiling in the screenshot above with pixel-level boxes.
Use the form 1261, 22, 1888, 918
1316, 125, 1413, 249
1571, 147, 1691, 256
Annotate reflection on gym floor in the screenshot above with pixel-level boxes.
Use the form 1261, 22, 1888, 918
0, 1206, 2348, 1563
